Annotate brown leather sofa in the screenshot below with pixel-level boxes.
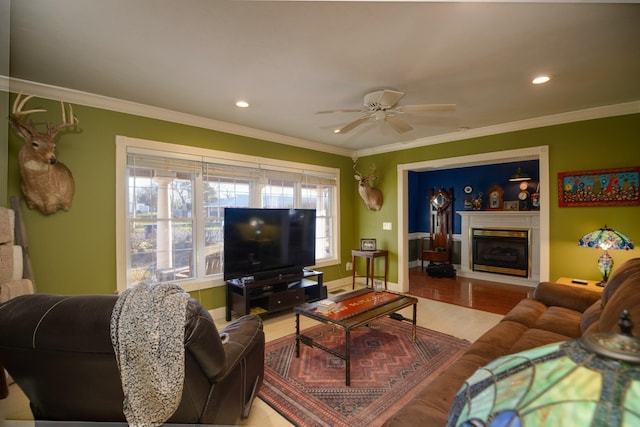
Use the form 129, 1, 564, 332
384, 257, 640, 426
0, 293, 265, 425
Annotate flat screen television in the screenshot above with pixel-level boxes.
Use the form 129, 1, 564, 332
223, 208, 316, 281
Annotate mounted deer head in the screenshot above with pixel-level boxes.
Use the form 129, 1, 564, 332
354, 161, 383, 211
8, 93, 78, 215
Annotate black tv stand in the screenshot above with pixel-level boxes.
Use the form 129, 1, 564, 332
225, 269, 326, 321
253, 266, 303, 282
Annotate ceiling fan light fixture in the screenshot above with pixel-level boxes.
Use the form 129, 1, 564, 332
532, 75, 551, 85
320, 88, 456, 135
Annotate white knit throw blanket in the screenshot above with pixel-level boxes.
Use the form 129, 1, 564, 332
110, 283, 189, 427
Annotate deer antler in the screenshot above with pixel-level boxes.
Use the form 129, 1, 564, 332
353, 160, 362, 177
11, 92, 78, 138
353, 161, 379, 181
9, 93, 46, 138
12, 93, 47, 117
369, 163, 378, 180
48, 100, 79, 136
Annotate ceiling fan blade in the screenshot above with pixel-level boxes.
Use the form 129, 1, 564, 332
376, 89, 405, 108
316, 108, 364, 114
386, 116, 413, 134
336, 115, 371, 134
396, 103, 457, 113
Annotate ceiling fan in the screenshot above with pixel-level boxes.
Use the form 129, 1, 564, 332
318, 89, 456, 134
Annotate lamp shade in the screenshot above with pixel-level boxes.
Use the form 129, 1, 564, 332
509, 167, 531, 182
447, 337, 640, 426
579, 226, 634, 252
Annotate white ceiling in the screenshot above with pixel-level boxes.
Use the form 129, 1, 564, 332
6, 1, 640, 156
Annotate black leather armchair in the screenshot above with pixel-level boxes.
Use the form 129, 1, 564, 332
0, 293, 265, 425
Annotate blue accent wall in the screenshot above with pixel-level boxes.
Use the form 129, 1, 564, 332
408, 160, 539, 234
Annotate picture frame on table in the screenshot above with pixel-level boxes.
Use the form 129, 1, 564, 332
360, 238, 377, 251
557, 167, 640, 207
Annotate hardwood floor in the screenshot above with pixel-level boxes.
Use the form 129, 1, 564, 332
408, 266, 534, 315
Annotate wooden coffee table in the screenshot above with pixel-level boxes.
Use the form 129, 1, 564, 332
294, 288, 418, 386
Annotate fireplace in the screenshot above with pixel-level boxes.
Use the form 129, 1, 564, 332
471, 228, 530, 277
458, 211, 540, 286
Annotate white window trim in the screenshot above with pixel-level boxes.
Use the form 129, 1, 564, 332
115, 135, 341, 293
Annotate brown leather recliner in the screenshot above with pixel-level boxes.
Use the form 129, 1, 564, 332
0, 293, 265, 425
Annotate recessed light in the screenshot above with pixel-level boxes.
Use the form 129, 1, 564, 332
532, 75, 551, 85
235, 100, 250, 108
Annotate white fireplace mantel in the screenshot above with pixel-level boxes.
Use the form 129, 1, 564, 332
458, 211, 540, 287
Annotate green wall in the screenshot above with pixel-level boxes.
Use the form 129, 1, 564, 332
356, 114, 640, 283
5, 95, 356, 308
4, 91, 639, 309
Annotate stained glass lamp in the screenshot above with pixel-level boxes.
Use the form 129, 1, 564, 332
447, 311, 640, 427
579, 225, 634, 286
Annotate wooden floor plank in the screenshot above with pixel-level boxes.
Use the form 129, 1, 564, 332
409, 267, 533, 315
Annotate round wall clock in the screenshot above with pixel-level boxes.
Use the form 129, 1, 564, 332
519, 190, 529, 200
519, 182, 529, 191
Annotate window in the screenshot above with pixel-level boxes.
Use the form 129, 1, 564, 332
116, 137, 340, 292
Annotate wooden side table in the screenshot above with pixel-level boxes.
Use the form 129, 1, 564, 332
556, 277, 604, 293
351, 249, 389, 290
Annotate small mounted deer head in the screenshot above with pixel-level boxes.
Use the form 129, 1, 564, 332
8, 93, 79, 215
353, 161, 383, 211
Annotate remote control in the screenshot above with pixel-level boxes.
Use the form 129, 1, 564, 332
571, 279, 588, 285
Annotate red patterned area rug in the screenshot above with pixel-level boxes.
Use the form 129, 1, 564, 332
258, 317, 470, 427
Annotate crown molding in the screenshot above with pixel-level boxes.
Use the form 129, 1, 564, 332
355, 100, 640, 157
1, 76, 355, 158
3, 75, 638, 160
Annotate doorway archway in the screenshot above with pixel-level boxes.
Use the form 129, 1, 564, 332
395, 146, 550, 293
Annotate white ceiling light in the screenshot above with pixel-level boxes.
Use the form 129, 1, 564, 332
532, 75, 551, 85
235, 100, 250, 108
